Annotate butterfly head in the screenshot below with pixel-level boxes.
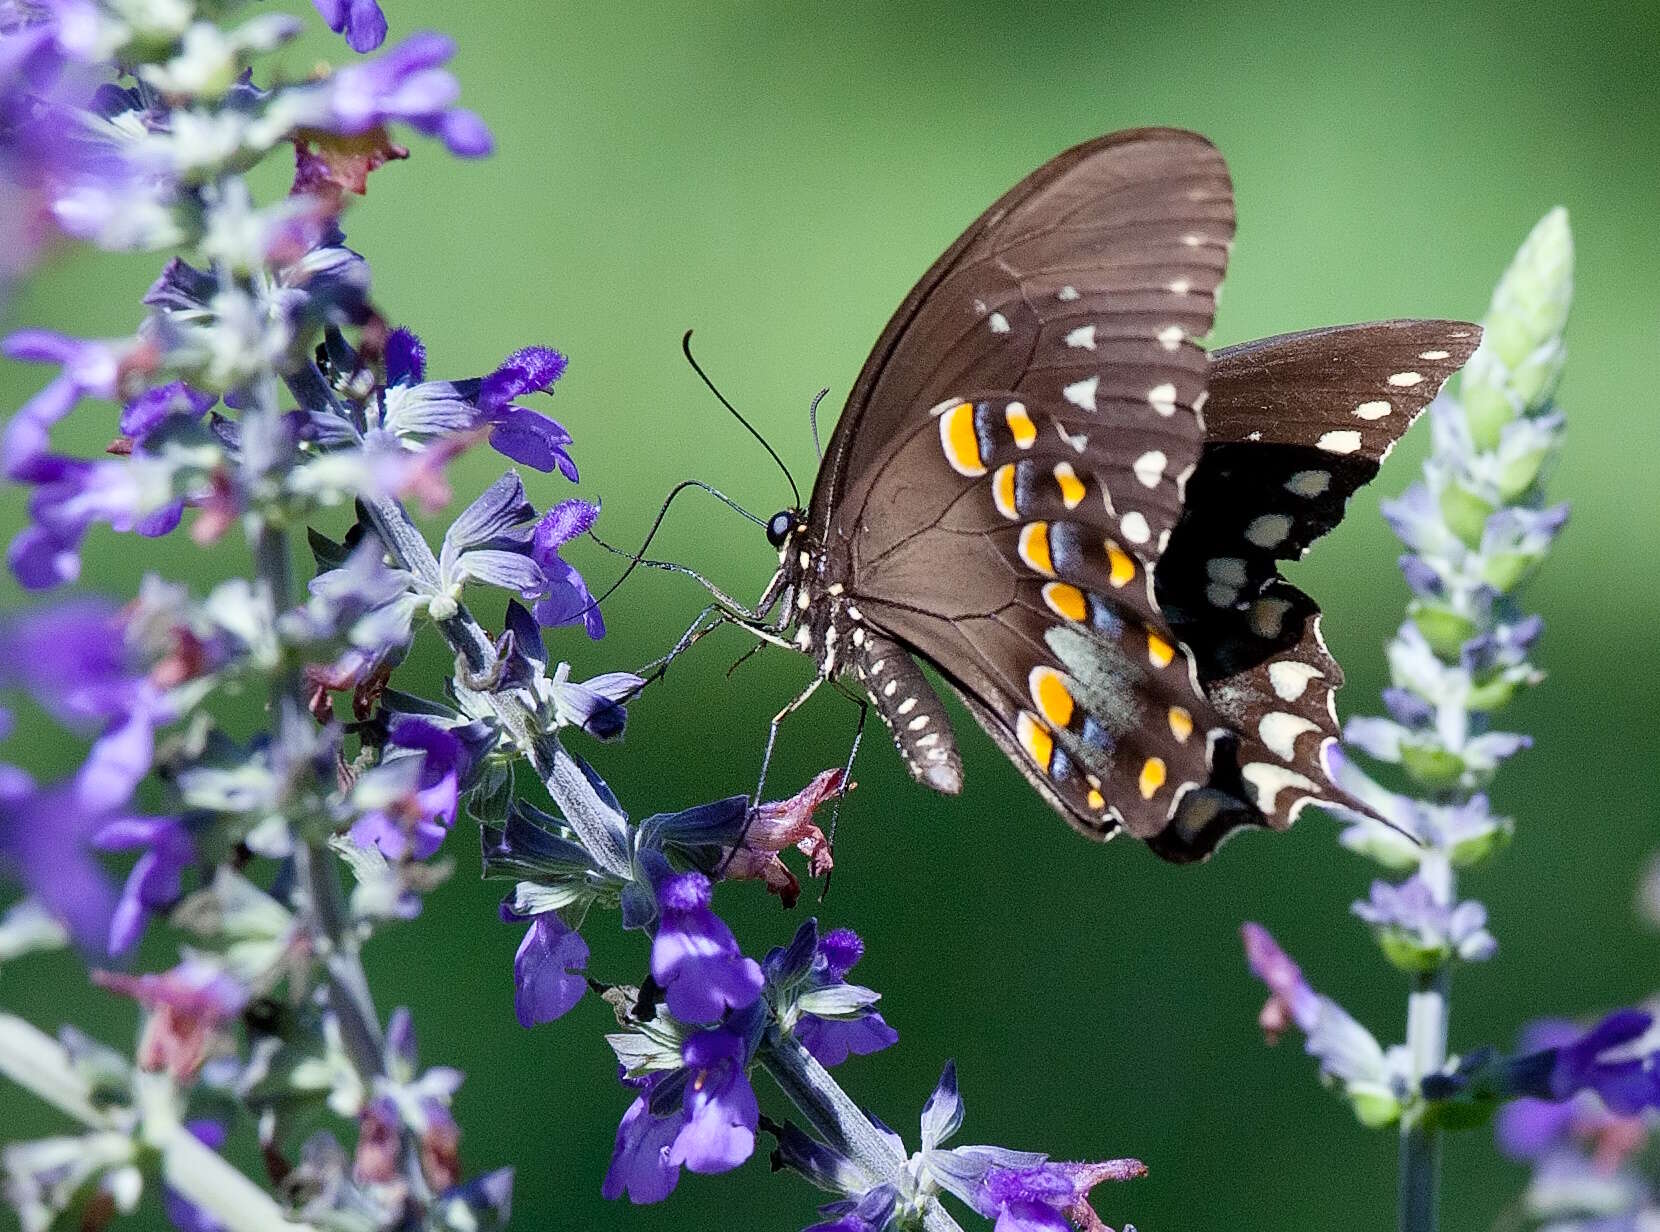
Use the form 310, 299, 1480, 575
765, 508, 805, 551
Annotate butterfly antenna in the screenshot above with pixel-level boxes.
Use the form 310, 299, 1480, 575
682, 329, 801, 508
570, 479, 765, 619
587, 529, 769, 631
808, 386, 831, 462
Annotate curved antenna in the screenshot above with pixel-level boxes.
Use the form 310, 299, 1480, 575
808, 386, 831, 462
682, 329, 801, 508
574, 479, 767, 619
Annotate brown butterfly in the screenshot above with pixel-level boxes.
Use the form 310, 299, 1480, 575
700, 128, 1477, 861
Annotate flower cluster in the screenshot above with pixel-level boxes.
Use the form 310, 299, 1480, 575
1241, 209, 1577, 1128
0, 6, 1155, 1232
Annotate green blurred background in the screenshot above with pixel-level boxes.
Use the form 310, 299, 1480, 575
3, 1, 1658, 1228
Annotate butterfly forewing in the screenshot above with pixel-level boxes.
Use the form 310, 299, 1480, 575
819, 128, 1234, 567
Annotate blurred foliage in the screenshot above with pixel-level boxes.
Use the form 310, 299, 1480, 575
2, 1, 1657, 1229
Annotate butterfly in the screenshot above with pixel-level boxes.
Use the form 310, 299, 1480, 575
709, 127, 1478, 862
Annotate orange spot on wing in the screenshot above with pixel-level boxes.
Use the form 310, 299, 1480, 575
940, 401, 984, 476
1019, 523, 1055, 576
1042, 582, 1087, 622
1105, 541, 1135, 589
1146, 630, 1175, 669
1139, 757, 1167, 799
1016, 711, 1053, 771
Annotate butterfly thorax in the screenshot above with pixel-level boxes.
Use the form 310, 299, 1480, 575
763, 510, 967, 793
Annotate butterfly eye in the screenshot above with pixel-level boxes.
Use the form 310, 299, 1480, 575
766, 511, 795, 548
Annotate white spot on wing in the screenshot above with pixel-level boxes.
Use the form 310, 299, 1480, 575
1065, 324, 1097, 350
1207, 557, 1247, 585
1246, 513, 1293, 549
1388, 371, 1424, 387
1317, 430, 1362, 455
1133, 450, 1166, 488
1419, 350, 1450, 360
1285, 469, 1331, 498
988, 311, 1010, 334
1057, 285, 1080, 301
1269, 661, 1323, 701
1354, 400, 1392, 420
1158, 325, 1185, 351
1064, 376, 1099, 412
1168, 278, 1192, 295
1241, 762, 1317, 812
1121, 511, 1151, 544
1259, 711, 1319, 760
1148, 383, 1177, 416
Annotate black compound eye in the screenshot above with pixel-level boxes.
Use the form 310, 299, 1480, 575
766, 511, 794, 548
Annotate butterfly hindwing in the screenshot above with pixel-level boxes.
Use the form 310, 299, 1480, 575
1148, 320, 1482, 842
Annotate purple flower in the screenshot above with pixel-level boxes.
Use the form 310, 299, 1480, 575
311, 33, 493, 157
1, 329, 135, 482
512, 910, 589, 1027
91, 813, 195, 955
602, 1073, 686, 1204
478, 347, 573, 476
0, 598, 154, 726
1351, 875, 1496, 967
972, 1159, 1147, 1232
0, 761, 121, 956
349, 718, 474, 859
649, 870, 763, 1024
1241, 922, 1319, 1040
528, 498, 603, 637
794, 928, 899, 1068
312, 0, 388, 52
601, 1025, 759, 1204
8, 454, 184, 589
94, 958, 247, 1081
668, 1027, 759, 1174
1534, 1011, 1660, 1115
1497, 1018, 1655, 1170
118, 381, 217, 445
1240, 923, 1394, 1109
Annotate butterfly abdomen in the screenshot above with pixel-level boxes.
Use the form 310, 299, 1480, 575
853, 631, 963, 794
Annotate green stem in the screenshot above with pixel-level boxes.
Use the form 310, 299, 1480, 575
1399, 855, 1452, 1232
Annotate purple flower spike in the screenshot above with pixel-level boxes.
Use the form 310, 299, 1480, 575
312, 0, 388, 53
649, 870, 763, 1024
602, 1075, 686, 1204
513, 912, 590, 1027
668, 1028, 759, 1174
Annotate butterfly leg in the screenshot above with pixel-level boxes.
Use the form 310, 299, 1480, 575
711, 670, 829, 879
821, 677, 869, 846
751, 672, 828, 808
634, 603, 723, 689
